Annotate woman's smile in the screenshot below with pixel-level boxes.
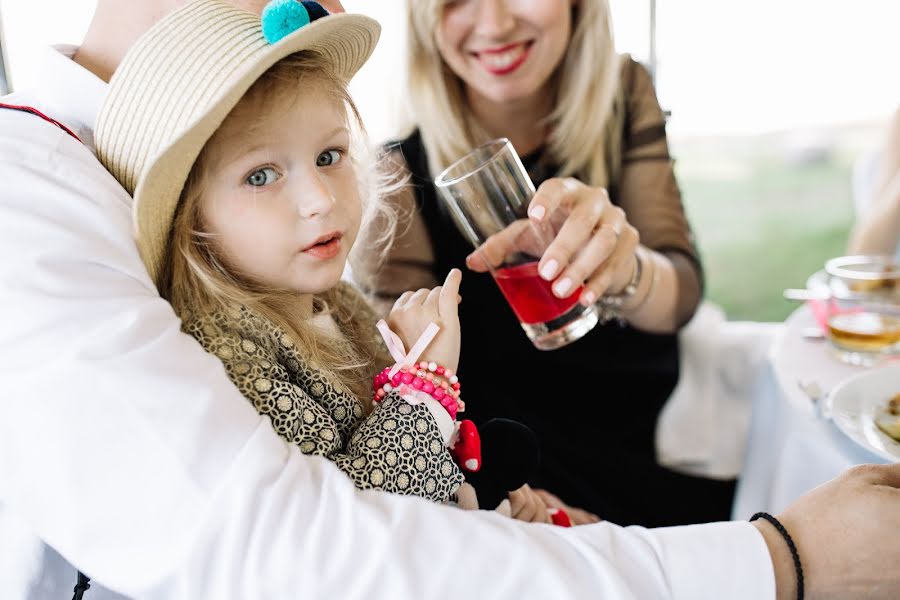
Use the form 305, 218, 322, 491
471, 40, 533, 75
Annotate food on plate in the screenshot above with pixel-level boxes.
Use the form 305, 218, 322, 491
875, 393, 900, 441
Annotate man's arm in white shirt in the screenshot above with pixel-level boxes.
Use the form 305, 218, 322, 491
0, 113, 774, 599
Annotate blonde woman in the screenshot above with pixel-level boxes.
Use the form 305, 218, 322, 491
361, 0, 733, 527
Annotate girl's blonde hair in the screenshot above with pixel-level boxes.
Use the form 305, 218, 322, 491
406, 0, 625, 187
160, 51, 396, 408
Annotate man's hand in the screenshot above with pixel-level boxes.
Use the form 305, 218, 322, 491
768, 463, 900, 599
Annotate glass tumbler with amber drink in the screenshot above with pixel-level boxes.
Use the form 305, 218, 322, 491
435, 139, 599, 350
827, 311, 900, 365
824, 256, 900, 365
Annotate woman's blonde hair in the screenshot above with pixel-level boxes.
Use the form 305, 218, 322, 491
160, 52, 396, 409
406, 0, 624, 187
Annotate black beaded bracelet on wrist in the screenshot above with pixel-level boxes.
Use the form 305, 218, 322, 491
750, 512, 804, 600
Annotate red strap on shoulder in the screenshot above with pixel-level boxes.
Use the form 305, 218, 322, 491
0, 102, 82, 144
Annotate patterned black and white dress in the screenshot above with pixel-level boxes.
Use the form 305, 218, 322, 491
183, 283, 465, 503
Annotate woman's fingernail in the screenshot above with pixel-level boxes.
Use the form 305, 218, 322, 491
554, 277, 572, 297
539, 259, 558, 280
528, 205, 546, 221
581, 290, 596, 305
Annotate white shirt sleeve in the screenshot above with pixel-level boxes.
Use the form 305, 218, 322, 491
0, 117, 775, 600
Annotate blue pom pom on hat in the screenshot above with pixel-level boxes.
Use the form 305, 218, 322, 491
262, 0, 330, 45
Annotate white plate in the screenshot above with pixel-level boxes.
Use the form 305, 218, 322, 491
827, 365, 900, 462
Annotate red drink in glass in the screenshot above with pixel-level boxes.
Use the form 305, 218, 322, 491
436, 139, 599, 349
493, 262, 583, 324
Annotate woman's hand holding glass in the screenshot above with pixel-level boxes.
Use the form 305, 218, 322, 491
466, 177, 640, 308
386, 269, 462, 373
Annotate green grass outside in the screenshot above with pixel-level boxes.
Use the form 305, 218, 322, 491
673, 142, 857, 322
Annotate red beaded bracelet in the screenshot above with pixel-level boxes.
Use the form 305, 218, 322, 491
372, 362, 463, 420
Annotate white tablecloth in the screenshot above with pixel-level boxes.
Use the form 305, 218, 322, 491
657, 302, 782, 479
732, 305, 889, 519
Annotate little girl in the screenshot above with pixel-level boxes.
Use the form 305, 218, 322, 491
94, 0, 470, 504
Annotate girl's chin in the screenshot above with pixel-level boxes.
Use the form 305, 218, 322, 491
290, 272, 345, 296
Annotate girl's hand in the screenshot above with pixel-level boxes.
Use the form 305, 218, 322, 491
467, 178, 639, 306
387, 269, 462, 373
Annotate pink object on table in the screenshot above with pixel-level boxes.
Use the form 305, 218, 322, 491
806, 299, 833, 332
806, 299, 861, 334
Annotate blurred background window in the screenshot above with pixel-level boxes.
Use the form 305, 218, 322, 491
655, 0, 900, 321
3, 0, 897, 321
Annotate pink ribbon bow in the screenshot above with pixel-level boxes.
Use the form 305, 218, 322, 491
375, 319, 441, 379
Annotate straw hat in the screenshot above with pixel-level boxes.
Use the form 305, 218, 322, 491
95, 0, 380, 286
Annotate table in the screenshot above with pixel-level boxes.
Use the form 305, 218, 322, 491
732, 304, 890, 519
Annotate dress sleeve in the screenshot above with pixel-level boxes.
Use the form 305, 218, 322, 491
342, 394, 465, 502
184, 312, 464, 504
616, 56, 703, 325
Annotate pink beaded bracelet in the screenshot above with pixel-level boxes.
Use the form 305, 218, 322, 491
372, 362, 463, 420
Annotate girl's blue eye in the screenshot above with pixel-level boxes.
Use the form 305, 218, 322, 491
246, 167, 280, 187
316, 149, 342, 167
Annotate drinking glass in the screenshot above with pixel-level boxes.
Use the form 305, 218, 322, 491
818, 256, 900, 365
434, 138, 599, 350
826, 306, 900, 366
